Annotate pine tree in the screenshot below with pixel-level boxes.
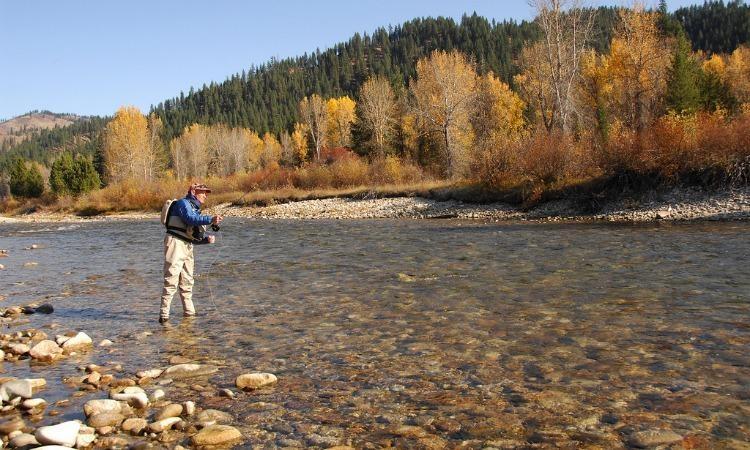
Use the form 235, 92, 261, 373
665, 33, 703, 114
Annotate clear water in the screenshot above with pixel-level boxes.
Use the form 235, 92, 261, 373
1, 219, 749, 448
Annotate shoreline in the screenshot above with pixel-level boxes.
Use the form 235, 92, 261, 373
3, 186, 750, 224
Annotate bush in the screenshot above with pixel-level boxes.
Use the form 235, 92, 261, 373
330, 157, 369, 187
8, 158, 44, 198
369, 156, 427, 184
295, 164, 334, 189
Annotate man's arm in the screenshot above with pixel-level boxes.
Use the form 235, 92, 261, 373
175, 200, 213, 227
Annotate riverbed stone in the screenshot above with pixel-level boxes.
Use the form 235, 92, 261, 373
87, 412, 124, 428
148, 417, 182, 433
149, 389, 165, 402
155, 403, 183, 421
83, 399, 121, 417
75, 432, 96, 448
235, 372, 277, 390
122, 417, 148, 435
34, 420, 80, 447
22, 398, 46, 409
168, 355, 192, 365
136, 369, 163, 379
196, 409, 234, 425
191, 425, 242, 446
111, 392, 149, 408
2, 379, 34, 399
61, 332, 92, 351
162, 363, 218, 379
0, 417, 26, 434
10, 432, 39, 448
29, 340, 63, 362
628, 429, 683, 448
8, 343, 30, 356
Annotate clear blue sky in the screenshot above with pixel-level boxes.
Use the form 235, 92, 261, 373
0, 0, 701, 120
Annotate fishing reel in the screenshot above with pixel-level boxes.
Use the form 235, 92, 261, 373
211, 224, 221, 232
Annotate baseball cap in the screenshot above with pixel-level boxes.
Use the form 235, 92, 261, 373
190, 183, 212, 193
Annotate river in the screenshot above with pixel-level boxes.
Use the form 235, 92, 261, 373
1, 218, 749, 448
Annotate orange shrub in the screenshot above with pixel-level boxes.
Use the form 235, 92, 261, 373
330, 157, 369, 188
294, 164, 334, 189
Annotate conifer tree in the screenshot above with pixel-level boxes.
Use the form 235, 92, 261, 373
665, 33, 703, 114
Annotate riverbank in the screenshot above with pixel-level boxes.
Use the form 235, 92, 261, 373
3, 186, 750, 223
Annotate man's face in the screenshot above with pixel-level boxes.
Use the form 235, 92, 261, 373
194, 190, 208, 203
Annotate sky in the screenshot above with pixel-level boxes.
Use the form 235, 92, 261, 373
0, 0, 702, 120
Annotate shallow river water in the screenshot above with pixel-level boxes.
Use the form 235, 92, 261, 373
1, 219, 749, 448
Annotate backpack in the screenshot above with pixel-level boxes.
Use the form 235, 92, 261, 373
160, 199, 178, 226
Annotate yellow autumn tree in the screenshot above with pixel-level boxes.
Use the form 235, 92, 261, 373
104, 106, 160, 183
515, 42, 556, 132
260, 132, 282, 168
607, 5, 671, 130
410, 49, 477, 178
299, 95, 327, 161
578, 49, 614, 134
169, 124, 210, 180
358, 76, 397, 157
726, 46, 750, 105
326, 96, 356, 148
208, 125, 254, 176
247, 130, 264, 171
291, 122, 309, 165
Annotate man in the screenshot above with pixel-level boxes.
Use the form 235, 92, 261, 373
160, 183, 223, 323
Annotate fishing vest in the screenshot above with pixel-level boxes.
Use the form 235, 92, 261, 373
164, 199, 204, 243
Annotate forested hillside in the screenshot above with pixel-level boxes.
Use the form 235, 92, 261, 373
2, 1, 749, 172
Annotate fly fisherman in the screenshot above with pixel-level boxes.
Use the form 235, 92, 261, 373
159, 183, 223, 323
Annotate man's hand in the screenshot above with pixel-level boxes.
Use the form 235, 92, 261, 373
207, 235, 216, 244
212, 215, 224, 225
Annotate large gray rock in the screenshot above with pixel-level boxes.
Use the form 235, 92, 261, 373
191, 425, 242, 446
1, 379, 34, 399
235, 372, 277, 390
162, 363, 218, 379
34, 420, 80, 447
83, 399, 121, 417
29, 340, 63, 362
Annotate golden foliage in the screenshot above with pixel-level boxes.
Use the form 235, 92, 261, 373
410, 49, 477, 177
726, 46, 750, 105
299, 94, 328, 160
104, 106, 159, 183
326, 96, 356, 148
291, 122, 309, 165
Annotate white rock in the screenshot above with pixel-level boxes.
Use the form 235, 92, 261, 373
136, 369, 163, 379
61, 332, 92, 350
150, 389, 165, 402
98, 339, 113, 347
76, 433, 96, 448
8, 343, 30, 355
148, 417, 182, 433
1, 379, 34, 399
28, 378, 47, 388
111, 392, 149, 408
29, 340, 64, 362
35, 420, 81, 447
22, 398, 47, 409
184, 401, 196, 416
83, 399, 121, 417
33, 447, 76, 450
122, 386, 146, 394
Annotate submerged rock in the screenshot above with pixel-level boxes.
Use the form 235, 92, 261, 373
628, 429, 683, 448
196, 409, 234, 425
191, 425, 242, 446
162, 363, 218, 379
235, 372, 277, 390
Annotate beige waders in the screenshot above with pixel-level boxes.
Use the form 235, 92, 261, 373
160, 234, 196, 319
